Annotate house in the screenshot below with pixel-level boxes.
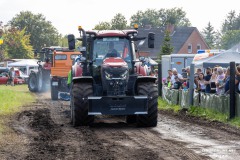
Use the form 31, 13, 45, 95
137, 25, 210, 59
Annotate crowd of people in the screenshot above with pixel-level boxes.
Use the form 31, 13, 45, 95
163, 65, 240, 95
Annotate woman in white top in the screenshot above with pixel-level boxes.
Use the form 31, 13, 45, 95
198, 72, 206, 92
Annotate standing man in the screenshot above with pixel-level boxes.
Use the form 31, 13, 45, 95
204, 67, 212, 93
9, 67, 15, 86
171, 68, 183, 87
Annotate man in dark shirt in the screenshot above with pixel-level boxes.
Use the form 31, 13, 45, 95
172, 76, 182, 90
105, 42, 120, 58
204, 67, 212, 93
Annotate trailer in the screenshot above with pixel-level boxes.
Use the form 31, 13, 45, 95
161, 54, 196, 78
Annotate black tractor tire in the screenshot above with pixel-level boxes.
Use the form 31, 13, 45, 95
126, 115, 137, 124
51, 85, 58, 100
28, 72, 38, 92
42, 69, 51, 92
136, 82, 158, 127
72, 83, 94, 126
70, 97, 74, 124
37, 68, 43, 92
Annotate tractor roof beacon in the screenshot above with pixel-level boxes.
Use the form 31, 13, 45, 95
68, 25, 158, 127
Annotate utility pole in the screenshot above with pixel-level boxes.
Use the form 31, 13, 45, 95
0, 28, 4, 61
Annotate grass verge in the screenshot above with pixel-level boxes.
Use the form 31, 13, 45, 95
158, 97, 240, 128
0, 85, 35, 132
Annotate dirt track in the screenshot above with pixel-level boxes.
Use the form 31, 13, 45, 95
1, 92, 240, 160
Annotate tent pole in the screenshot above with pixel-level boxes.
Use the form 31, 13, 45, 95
229, 61, 236, 119
188, 63, 195, 106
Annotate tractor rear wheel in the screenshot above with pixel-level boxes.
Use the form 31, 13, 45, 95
136, 82, 158, 127
72, 83, 94, 126
37, 68, 43, 92
28, 72, 38, 92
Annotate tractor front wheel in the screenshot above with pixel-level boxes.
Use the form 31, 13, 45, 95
136, 82, 158, 127
71, 83, 94, 126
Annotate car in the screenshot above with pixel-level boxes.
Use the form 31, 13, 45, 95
0, 67, 25, 85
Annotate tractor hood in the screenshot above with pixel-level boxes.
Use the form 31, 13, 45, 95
102, 57, 128, 68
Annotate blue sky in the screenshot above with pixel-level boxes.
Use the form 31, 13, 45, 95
0, 0, 239, 35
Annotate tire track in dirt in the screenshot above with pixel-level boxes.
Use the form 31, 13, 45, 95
8, 91, 240, 160
35, 94, 117, 160
121, 128, 206, 160
91, 124, 160, 160
16, 108, 66, 160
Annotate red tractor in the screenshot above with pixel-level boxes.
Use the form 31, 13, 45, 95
68, 26, 158, 127
28, 47, 53, 92
28, 46, 80, 100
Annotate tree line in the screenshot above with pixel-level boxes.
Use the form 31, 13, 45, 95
0, 9, 240, 61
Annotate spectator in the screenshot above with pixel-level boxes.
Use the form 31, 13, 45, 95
172, 76, 182, 90
181, 68, 188, 79
224, 67, 230, 94
168, 69, 173, 78
167, 76, 171, 88
235, 66, 240, 93
204, 67, 212, 93
196, 68, 202, 75
9, 67, 15, 86
210, 67, 218, 93
198, 72, 206, 92
170, 68, 183, 87
182, 82, 188, 91
216, 67, 225, 95
194, 74, 199, 90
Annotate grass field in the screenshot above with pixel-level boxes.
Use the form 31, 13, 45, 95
0, 84, 35, 132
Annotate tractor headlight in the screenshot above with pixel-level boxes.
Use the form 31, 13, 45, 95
105, 71, 112, 80
120, 70, 128, 79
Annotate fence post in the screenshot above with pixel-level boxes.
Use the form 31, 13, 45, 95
188, 63, 195, 106
158, 63, 162, 97
229, 62, 236, 119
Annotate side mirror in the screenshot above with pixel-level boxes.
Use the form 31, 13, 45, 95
148, 32, 155, 48
68, 34, 75, 50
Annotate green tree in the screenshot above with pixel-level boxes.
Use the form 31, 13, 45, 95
201, 22, 216, 48
9, 11, 59, 52
58, 34, 68, 47
221, 10, 240, 33
111, 13, 127, 30
130, 8, 191, 27
130, 9, 160, 27
94, 21, 111, 30
160, 30, 174, 57
220, 30, 240, 49
3, 27, 33, 59
160, 8, 191, 27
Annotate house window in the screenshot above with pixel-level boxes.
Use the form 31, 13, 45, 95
197, 44, 201, 50
188, 44, 192, 53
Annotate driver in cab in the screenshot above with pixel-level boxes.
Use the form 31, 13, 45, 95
105, 42, 121, 58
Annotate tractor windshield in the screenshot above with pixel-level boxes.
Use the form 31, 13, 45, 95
93, 37, 132, 64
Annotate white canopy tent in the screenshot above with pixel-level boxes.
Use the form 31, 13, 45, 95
8, 59, 38, 75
